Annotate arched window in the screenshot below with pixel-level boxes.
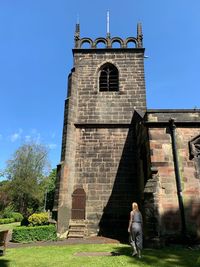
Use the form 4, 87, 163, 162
99, 63, 119, 92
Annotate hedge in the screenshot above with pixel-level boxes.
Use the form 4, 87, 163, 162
0, 211, 23, 222
12, 225, 57, 243
0, 218, 15, 224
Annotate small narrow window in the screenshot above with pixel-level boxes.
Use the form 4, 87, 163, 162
99, 63, 119, 92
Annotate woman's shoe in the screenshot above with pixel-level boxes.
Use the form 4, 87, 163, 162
132, 251, 137, 256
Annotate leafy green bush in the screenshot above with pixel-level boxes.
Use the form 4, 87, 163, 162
0, 218, 15, 224
0, 205, 23, 222
12, 225, 57, 243
2, 205, 14, 218
28, 212, 49, 226
11, 212, 23, 222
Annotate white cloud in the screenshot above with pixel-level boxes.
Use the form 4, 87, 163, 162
10, 129, 23, 142
48, 143, 57, 150
8, 128, 43, 144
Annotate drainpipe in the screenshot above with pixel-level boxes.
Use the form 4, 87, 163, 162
169, 118, 187, 238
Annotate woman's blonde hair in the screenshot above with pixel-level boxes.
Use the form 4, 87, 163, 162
132, 202, 139, 211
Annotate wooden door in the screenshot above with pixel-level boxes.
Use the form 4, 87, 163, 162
71, 188, 86, 219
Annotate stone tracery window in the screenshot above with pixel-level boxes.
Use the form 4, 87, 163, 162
99, 63, 119, 92
189, 135, 200, 159
189, 135, 200, 178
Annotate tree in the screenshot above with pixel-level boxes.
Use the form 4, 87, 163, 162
43, 168, 57, 211
5, 142, 50, 216
0, 180, 12, 213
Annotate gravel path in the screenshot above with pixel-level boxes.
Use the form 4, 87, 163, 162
8, 236, 120, 248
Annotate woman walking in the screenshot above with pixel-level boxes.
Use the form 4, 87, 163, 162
128, 202, 143, 258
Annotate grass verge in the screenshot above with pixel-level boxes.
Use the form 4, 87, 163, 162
1, 243, 200, 267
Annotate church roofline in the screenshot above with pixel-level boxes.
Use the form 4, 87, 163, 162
146, 109, 200, 113
145, 109, 200, 127
74, 22, 143, 49
144, 121, 200, 127
72, 47, 145, 55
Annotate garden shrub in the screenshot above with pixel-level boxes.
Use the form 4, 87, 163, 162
28, 212, 49, 226
0, 218, 15, 224
12, 225, 57, 243
2, 205, 14, 219
0, 206, 23, 222
10, 212, 23, 222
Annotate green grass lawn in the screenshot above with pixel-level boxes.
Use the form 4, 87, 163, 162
1, 243, 200, 267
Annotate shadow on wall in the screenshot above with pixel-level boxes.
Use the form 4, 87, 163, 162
98, 112, 144, 242
101, 160, 200, 246
144, 194, 200, 246
160, 199, 200, 245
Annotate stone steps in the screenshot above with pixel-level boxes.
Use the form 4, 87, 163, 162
67, 220, 86, 239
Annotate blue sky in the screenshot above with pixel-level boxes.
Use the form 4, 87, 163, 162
1, 0, 200, 176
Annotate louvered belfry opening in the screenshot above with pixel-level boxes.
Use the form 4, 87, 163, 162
99, 63, 119, 92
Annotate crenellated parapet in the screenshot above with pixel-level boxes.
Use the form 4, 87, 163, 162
74, 23, 143, 49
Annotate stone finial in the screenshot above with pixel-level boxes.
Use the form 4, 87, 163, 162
137, 22, 143, 48
74, 23, 80, 48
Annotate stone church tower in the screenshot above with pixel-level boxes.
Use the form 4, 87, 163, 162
53, 22, 148, 239
54, 22, 200, 242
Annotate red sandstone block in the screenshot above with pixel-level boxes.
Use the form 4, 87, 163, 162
184, 189, 200, 195
187, 162, 194, 167
149, 131, 169, 140
151, 155, 165, 162
162, 204, 179, 210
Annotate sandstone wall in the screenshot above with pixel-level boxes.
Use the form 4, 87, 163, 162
146, 110, 200, 238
